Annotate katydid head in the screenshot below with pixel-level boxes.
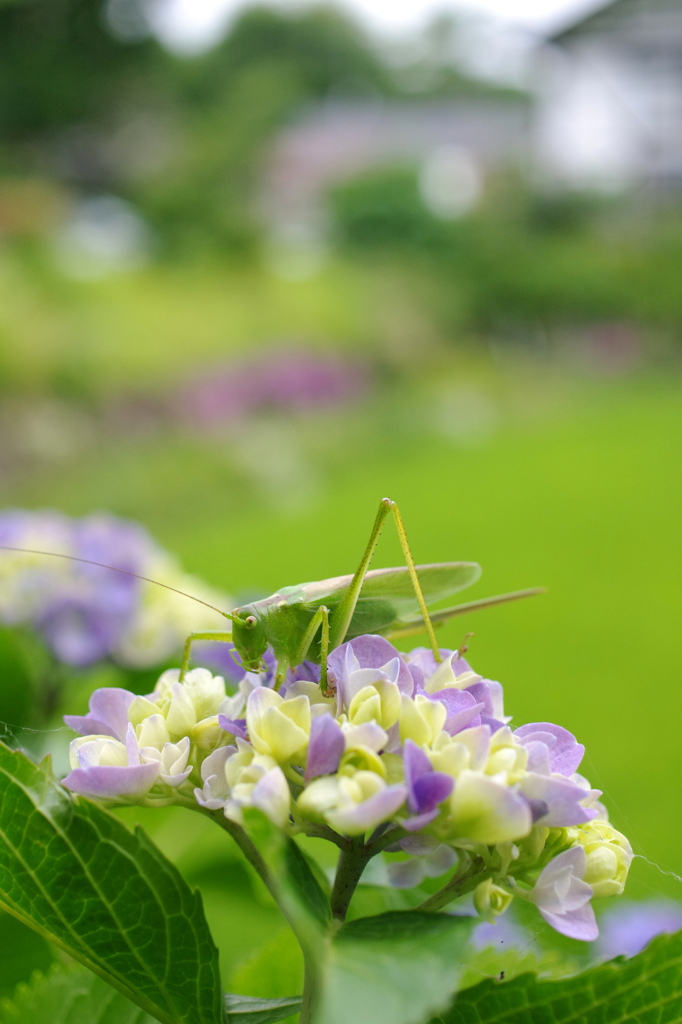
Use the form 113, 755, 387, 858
230, 605, 268, 670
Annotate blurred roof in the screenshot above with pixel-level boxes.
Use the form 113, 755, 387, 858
549, 0, 682, 41
544, 0, 679, 40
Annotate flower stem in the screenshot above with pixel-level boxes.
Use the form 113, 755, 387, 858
330, 838, 372, 921
416, 854, 487, 913
202, 808, 328, 1021
299, 949, 320, 1024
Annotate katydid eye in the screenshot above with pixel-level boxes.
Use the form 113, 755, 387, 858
245, 615, 257, 629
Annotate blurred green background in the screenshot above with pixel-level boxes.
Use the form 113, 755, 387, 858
1, 0, 681, 1007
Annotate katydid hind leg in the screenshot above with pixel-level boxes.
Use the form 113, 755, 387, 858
387, 501, 442, 663
328, 498, 442, 663
328, 498, 394, 650
386, 587, 546, 640
180, 630, 234, 680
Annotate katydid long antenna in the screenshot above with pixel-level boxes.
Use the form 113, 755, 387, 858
0, 545, 233, 621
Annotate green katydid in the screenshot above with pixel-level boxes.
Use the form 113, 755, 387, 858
179, 497, 543, 689
0, 499, 542, 689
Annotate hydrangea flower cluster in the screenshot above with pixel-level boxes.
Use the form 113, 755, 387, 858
63, 634, 632, 940
0, 509, 229, 668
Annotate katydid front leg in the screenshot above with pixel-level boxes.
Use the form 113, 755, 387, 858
180, 630, 234, 680
328, 497, 443, 662
287, 604, 331, 694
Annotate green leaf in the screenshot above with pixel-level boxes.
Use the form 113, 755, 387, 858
223, 994, 302, 1024
0, 742, 222, 1024
0, 964, 159, 1024
316, 911, 473, 1024
436, 930, 682, 1024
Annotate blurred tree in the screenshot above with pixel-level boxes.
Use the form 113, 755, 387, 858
188, 4, 392, 104
0, 0, 525, 254
0, 0, 170, 182
136, 4, 394, 253
329, 166, 444, 253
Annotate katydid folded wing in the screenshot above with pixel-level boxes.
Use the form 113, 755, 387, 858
282, 562, 482, 640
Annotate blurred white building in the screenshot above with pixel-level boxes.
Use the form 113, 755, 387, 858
535, 0, 682, 190
261, 99, 529, 242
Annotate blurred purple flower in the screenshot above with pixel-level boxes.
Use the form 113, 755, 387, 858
597, 900, 682, 959
0, 508, 228, 670
470, 912, 530, 951
177, 348, 371, 430
0, 510, 149, 665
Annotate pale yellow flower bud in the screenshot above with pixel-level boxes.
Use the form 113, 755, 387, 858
348, 680, 401, 730
247, 689, 311, 763
578, 822, 633, 898
474, 878, 514, 922
400, 694, 447, 747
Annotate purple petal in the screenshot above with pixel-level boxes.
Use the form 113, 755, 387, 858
403, 739, 453, 817
539, 902, 598, 941
286, 660, 321, 686
481, 715, 507, 731
399, 834, 441, 854
522, 740, 552, 775
64, 687, 136, 742
413, 772, 454, 813
328, 783, 407, 834
125, 722, 140, 762
218, 714, 247, 739
305, 715, 345, 782
327, 635, 414, 704
427, 688, 485, 735
514, 723, 584, 776
387, 859, 429, 888
520, 773, 598, 827
62, 762, 160, 799
407, 647, 472, 680
530, 847, 594, 927
402, 809, 440, 831
403, 739, 431, 800
467, 680, 506, 720
406, 662, 424, 691
525, 798, 550, 823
